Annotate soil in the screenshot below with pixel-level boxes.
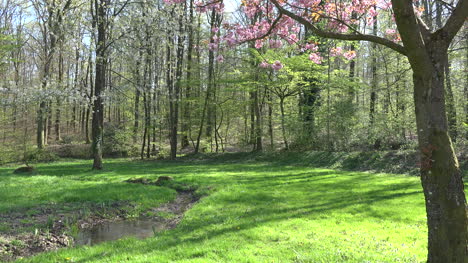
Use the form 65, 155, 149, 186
0, 185, 198, 262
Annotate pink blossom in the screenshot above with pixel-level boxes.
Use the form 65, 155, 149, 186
305, 43, 318, 52
259, 61, 270, 68
343, 50, 357, 60
208, 42, 218, 51
287, 34, 298, 44
216, 55, 224, 63
330, 47, 343, 57
255, 39, 264, 49
385, 28, 396, 35
271, 60, 283, 71
309, 53, 323, 64
269, 39, 282, 49
224, 32, 237, 46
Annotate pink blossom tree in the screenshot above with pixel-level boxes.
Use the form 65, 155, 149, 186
165, 0, 468, 261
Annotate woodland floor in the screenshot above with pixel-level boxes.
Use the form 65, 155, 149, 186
1, 152, 464, 262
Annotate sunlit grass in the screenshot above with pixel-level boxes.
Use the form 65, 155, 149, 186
0, 154, 439, 262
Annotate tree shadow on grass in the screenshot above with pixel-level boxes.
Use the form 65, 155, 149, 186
67, 178, 422, 262
16, 157, 428, 262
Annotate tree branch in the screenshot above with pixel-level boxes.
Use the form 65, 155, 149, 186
435, 0, 468, 44
269, 0, 407, 56
239, 13, 283, 44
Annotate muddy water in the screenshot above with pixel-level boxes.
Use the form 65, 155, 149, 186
74, 192, 196, 246
75, 219, 167, 246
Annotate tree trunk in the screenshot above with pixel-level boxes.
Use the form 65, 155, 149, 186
86, 57, 94, 145
133, 49, 143, 144
37, 101, 46, 149
249, 91, 255, 146
369, 12, 378, 126
390, 1, 468, 256
194, 80, 209, 154
141, 91, 148, 160
268, 91, 274, 150
91, 0, 107, 170
279, 97, 288, 149
411, 48, 467, 263
253, 89, 262, 151
181, 0, 194, 149
55, 99, 61, 142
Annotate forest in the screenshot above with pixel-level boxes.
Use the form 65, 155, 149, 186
0, 0, 467, 262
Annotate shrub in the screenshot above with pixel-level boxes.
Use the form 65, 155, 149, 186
103, 123, 134, 157
24, 149, 59, 164
48, 144, 91, 159
59, 135, 75, 145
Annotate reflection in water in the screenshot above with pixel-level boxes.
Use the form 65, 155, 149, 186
75, 219, 166, 246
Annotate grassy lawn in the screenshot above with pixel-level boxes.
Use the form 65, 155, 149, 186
0, 154, 435, 262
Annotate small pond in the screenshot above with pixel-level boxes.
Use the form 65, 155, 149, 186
75, 219, 167, 246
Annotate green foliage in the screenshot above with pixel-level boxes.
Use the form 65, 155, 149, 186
0, 33, 17, 68
48, 144, 91, 159
155, 147, 170, 160
24, 149, 59, 164
0, 160, 176, 214
0, 148, 19, 165
59, 135, 75, 145
103, 124, 136, 157
9, 239, 26, 248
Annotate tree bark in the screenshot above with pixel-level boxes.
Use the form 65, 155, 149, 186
253, 89, 262, 151
392, 1, 468, 260
37, 101, 46, 149
412, 55, 467, 263
181, 0, 194, 149
91, 0, 108, 170
279, 97, 288, 150
267, 90, 274, 149
369, 11, 377, 126
55, 45, 64, 142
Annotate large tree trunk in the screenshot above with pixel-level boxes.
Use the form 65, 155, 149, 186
390, 1, 468, 260
411, 48, 467, 262
91, 0, 107, 170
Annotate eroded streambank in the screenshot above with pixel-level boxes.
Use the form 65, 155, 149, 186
0, 181, 199, 262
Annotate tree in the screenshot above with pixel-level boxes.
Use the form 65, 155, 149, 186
90, 0, 129, 169
90, 0, 108, 170
266, 0, 467, 261
171, 0, 467, 261
31, 0, 72, 149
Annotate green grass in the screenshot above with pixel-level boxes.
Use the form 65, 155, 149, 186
0, 154, 443, 262
0, 160, 176, 215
